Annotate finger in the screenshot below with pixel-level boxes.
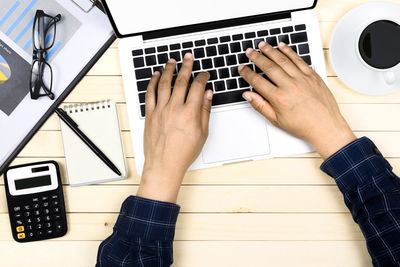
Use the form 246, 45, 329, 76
157, 58, 176, 107
201, 90, 213, 133
243, 91, 277, 124
170, 53, 194, 105
277, 42, 313, 75
145, 71, 160, 117
186, 72, 210, 108
258, 41, 303, 78
246, 48, 291, 87
238, 65, 277, 102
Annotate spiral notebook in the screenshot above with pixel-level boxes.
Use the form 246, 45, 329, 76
59, 100, 127, 186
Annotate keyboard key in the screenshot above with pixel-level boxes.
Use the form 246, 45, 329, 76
153, 66, 164, 73
232, 34, 243, 41
206, 46, 217, 57
53, 214, 61, 220
24, 211, 31, 217
26, 218, 32, 224
206, 82, 213, 90
15, 213, 22, 219
34, 217, 41, 223
194, 48, 205, 58
218, 68, 230, 79
207, 38, 218, 45
218, 44, 229, 55
193, 60, 201, 71
246, 64, 255, 71
245, 32, 256, 39
225, 55, 237, 66
195, 39, 206, 46
145, 47, 156, 54
295, 24, 306, 31
255, 65, 262, 73
298, 43, 310, 55
45, 222, 52, 228
290, 32, 308, 44
140, 105, 145, 117
231, 66, 240, 77
181, 49, 193, 58
137, 80, 150, 91
55, 221, 63, 232
43, 208, 50, 215
270, 28, 281, 35
239, 78, 249, 88
32, 197, 39, 202
201, 58, 213, 69
169, 52, 181, 61
135, 68, 152, 80
26, 225, 33, 231
46, 229, 53, 235
170, 43, 181, 50
238, 53, 248, 64
208, 70, 218, 81
133, 57, 145, 68
213, 57, 225, 68
257, 30, 269, 37
282, 26, 294, 33
44, 215, 51, 221
220, 36, 231, 43
266, 36, 278, 47
42, 196, 48, 201
254, 38, 264, 48
157, 53, 169, 64
24, 205, 30, 210
145, 55, 157, 66
14, 206, 21, 212
16, 219, 23, 225
157, 45, 168, 52
278, 35, 290, 44
214, 81, 226, 92
301, 55, 312, 65
230, 42, 241, 53
36, 223, 42, 229
242, 40, 253, 50
132, 49, 143, 56
139, 92, 146, 103
226, 79, 238, 90
37, 230, 44, 236
182, 41, 193, 48
33, 203, 39, 209
34, 210, 40, 216
212, 89, 249, 106
290, 45, 298, 53
51, 195, 58, 199
42, 202, 49, 208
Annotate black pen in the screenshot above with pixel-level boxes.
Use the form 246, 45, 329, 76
55, 108, 122, 176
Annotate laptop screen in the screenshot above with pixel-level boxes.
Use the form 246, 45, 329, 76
103, 0, 316, 37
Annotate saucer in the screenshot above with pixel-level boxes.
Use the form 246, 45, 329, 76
330, 2, 400, 96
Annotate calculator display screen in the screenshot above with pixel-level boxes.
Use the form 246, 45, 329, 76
14, 175, 52, 190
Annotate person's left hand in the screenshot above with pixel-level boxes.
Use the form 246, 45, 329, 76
137, 53, 213, 203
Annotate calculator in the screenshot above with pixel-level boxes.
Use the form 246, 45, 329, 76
4, 161, 68, 242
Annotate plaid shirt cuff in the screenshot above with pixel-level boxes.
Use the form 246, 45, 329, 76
113, 196, 180, 241
320, 137, 392, 195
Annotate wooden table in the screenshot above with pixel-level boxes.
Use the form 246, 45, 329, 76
1, 0, 400, 266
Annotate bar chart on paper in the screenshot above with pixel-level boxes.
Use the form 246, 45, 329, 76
0, 0, 82, 61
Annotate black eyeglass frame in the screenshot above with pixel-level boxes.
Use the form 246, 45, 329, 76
30, 10, 61, 100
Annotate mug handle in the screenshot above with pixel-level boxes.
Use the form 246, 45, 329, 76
383, 71, 396, 85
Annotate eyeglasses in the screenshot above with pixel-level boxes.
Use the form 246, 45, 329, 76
30, 10, 61, 100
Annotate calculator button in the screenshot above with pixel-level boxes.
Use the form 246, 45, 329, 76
32, 197, 39, 202
35, 224, 42, 230
51, 195, 58, 199
16, 219, 23, 225
53, 207, 60, 213
53, 214, 61, 220
43, 209, 50, 215
26, 218, 32, 224
14, 206, 21, 212
42, 202, 49, 208
16, 226, 24, 232
46, 229, 53, 235
45, 222, 52, 228
26, 225, 33, 231
34, 210, 40, 216
44, 215, 51, 221
42, 196, 48, 201
14, 213, 22, 219
23, 205, 30, 210
52, 200, 59, 206
37, 230, 44, 236
33, 203, 40, 209
34, 217, 41, 223
27, 232, 34, 238
17, 233, 25, 239
24, 211, 31, 217
55, 222, 63, 232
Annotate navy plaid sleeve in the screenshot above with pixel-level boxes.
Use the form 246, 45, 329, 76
96, 196, 180, 267
321, 137, 400, 267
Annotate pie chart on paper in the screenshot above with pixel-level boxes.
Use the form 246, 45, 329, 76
0, 54, 11, 85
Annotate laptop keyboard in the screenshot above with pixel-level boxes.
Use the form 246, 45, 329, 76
131, 24, 312, 118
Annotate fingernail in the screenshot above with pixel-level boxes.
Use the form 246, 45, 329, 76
238, 65, 244, 72
246, 47, 253, 56
168, 58, 176, 63
258, 41, 266, 48
184, 52, 193, 59
278, 42, 286, 48
206, 90, 213, 100
153, 71, 160, 75
243, 92, 252, 102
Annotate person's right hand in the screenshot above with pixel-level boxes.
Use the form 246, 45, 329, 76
239, 41, 356, 159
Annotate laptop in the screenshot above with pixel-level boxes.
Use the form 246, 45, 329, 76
101, 0, 327, 175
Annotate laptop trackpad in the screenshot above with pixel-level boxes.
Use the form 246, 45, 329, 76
202, 107, 271, 164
